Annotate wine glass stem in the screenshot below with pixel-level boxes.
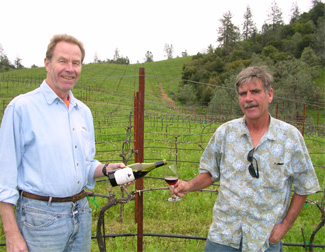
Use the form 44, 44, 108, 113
171, 185, 175, 199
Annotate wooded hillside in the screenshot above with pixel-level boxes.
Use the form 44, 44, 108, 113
178, 1, 324, 121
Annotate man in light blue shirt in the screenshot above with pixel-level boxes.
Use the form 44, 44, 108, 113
174, 66, 320, 252
0, 34, 125, 251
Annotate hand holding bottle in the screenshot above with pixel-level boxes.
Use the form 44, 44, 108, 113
95, 163, 125, 179
108, 163, 126, 171
103, 160, 167, 187
108, 163, 135, 187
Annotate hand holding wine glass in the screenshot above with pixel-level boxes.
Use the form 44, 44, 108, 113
164, 164, 181, 202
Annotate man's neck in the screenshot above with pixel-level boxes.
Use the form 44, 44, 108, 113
45, 79, 70, 101
245, 114, 270, 148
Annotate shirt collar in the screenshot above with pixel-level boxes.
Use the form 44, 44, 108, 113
40, 81, 78, 108
240, 114, 276, 141
265, 115, 276, 141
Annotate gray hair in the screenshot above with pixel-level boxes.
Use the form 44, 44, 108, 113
235, 66, 273, 93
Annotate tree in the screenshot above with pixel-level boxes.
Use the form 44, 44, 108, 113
177, 84, 196, 105
217, 11, 240, 55
208, 69, 241, 116
164, 44, 173, 59
242, 6, 256, 40
0, 44, 9, 66
262, 45, 279, 57
114, 56, 130, 65
300, 47, 320, 66
181, 50, 188, 57
310, 1, 325, 25
144, 51, 153, 63
113, 48, 120, 61
0, 44, 12, 72
267, 0, 284, 30
0, 44, 4, 57
290, 1, 300, 23
109, 48, 130, 64
273, 59, 313, 120
93, 53, 99, 63
14, 57, 24, 69
312, 16, 325, 63
207, 45, 214, 54
312, 0, 322, 7
293, 20, 316, 35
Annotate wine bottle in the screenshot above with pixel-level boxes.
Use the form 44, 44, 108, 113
107, 159, 167, 187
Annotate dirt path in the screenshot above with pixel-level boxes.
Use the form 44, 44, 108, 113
159, 83, 177, 110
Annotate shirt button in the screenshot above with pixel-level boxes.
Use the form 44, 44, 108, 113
72, 128, 75, 131
76, 163, 79, 166
75, 145, 77, 148
77, 181, 80, 184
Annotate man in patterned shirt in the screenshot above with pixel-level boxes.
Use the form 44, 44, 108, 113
174, 66, 320, 252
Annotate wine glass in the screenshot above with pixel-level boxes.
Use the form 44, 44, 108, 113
164, 164, 181, 202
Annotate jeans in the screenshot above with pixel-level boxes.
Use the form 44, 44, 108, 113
16, 196, 92, 252
204, 238, 283, 252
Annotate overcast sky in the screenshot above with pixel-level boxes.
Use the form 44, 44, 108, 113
0, 0, 319, 68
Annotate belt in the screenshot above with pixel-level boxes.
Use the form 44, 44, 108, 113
19, 190, 88, 203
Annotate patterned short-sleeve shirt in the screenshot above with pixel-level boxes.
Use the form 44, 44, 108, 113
199, 116, 320, 252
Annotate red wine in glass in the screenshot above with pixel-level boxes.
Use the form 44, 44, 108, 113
164, 164, 181, 202
164, 177, 178, 186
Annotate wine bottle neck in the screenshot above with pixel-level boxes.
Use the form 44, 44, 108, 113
155, 160, 167, 167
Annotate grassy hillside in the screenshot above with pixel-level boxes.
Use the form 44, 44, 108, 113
0, 58, 324, 252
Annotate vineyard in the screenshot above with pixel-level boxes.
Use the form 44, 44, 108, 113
0, 58, 324, 251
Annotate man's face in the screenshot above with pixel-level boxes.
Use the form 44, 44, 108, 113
45, 41, 82, 98
238, 79, 273, 122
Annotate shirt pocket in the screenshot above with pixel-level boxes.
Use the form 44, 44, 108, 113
262, 162, 287, 190
81, 130, 92, 161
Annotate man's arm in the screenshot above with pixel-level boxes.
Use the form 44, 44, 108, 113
0, 202, 28, 251
174, 172, 214, 198
269, 193, 307, 244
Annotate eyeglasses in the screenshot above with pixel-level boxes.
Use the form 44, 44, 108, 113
247, 148, 259, 178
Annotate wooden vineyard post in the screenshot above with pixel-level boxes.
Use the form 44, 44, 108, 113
276, 103, 278, 119
134, 93, 138, 223
302, 104, 305, 136
134, 67, 145, 252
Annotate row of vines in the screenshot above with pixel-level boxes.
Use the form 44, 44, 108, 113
0, 58, 324, 251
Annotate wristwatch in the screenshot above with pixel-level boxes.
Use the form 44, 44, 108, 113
102, 163, 109, 176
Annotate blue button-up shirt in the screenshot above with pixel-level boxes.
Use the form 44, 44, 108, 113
0, 81, 100, 205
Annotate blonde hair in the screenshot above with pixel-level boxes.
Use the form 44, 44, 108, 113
46, 34, 85, 63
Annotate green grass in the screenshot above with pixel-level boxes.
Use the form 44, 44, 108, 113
0, 58, 324, 252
